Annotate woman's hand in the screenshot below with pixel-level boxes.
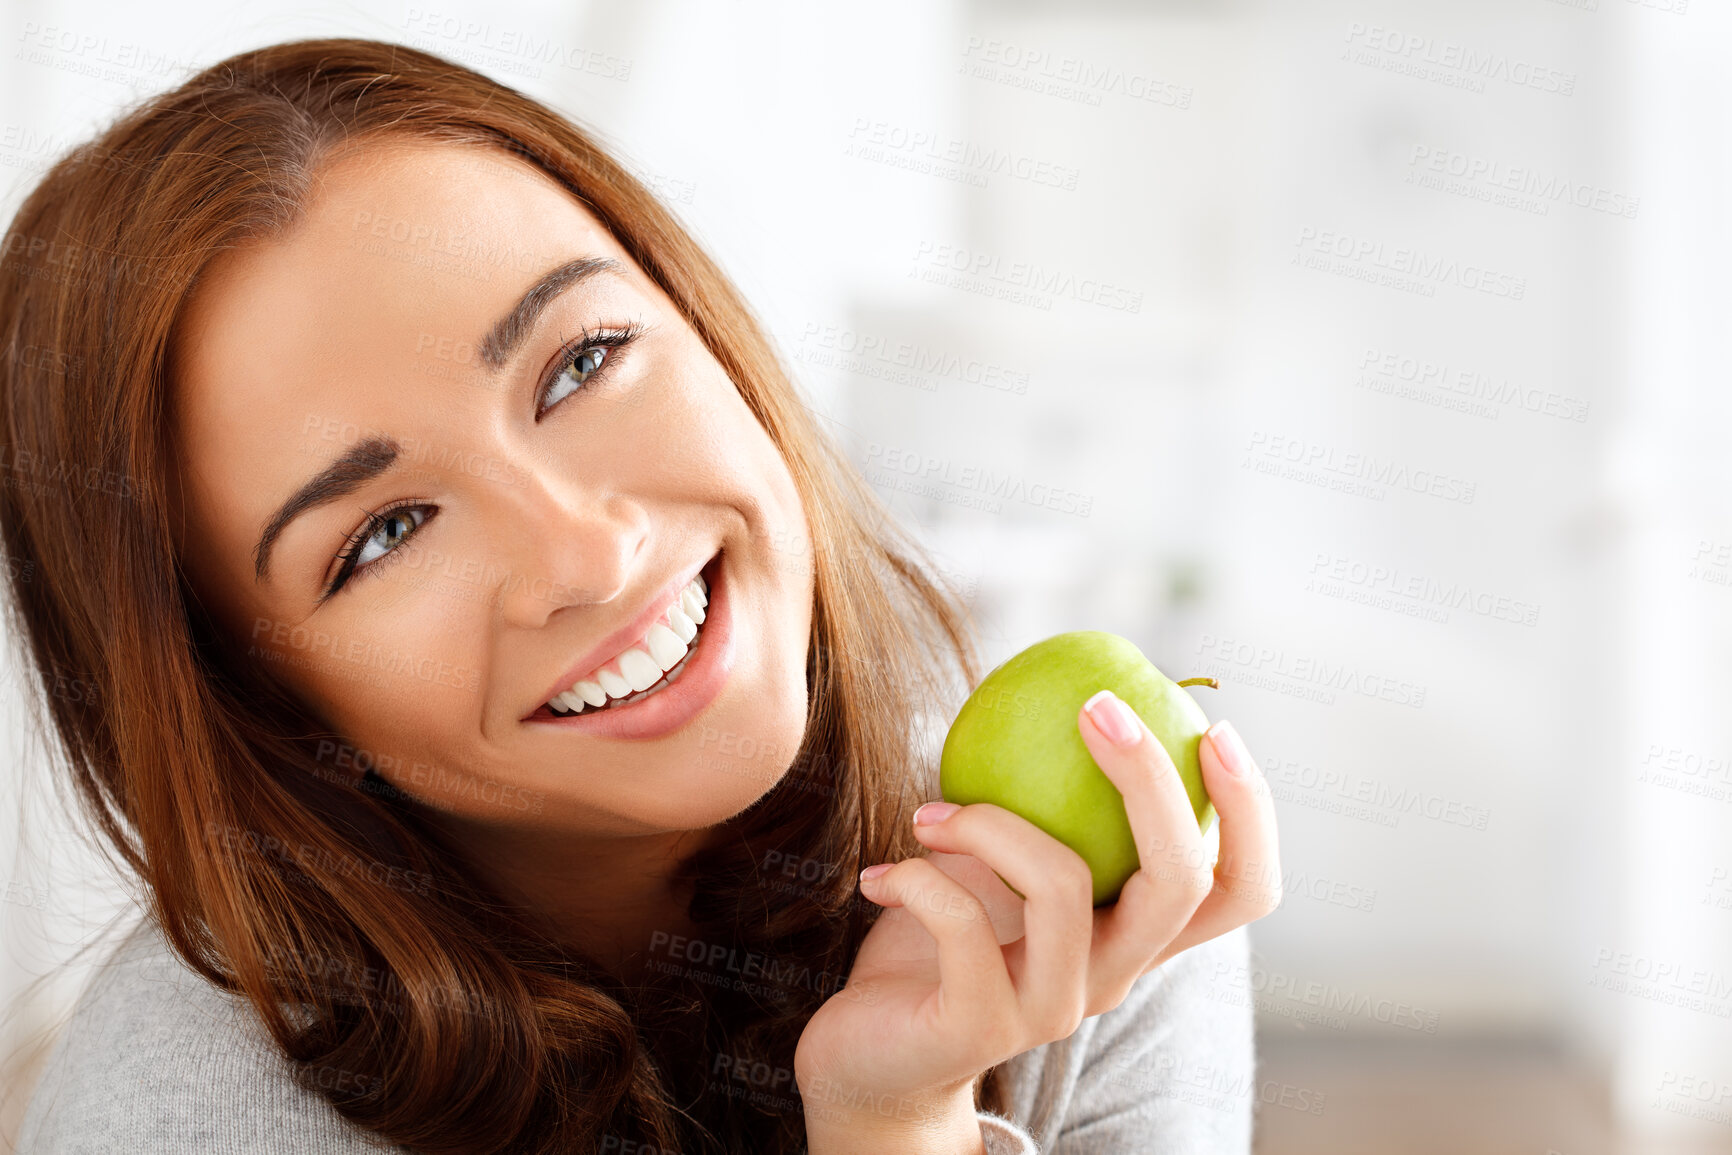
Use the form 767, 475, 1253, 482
794, 693, 1281, 1153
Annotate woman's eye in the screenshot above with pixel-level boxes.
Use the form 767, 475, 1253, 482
542, 344, 610, 412
328, 505, 433, 598
534, 322, 646, 419
353, 507, 426, 568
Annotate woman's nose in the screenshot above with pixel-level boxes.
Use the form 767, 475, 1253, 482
483, 470, 650, 630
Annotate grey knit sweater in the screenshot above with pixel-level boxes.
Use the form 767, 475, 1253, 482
17, 915, 1253, 1153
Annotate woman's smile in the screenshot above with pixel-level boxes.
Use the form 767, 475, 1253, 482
523, 546, 735, 740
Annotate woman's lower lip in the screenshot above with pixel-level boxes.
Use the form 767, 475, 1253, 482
527, 551, 734, 740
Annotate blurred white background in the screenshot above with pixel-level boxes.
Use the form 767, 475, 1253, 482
4, 0, 1730, 1151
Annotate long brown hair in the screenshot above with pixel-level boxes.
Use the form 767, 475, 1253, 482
0, 38, 1008, 1154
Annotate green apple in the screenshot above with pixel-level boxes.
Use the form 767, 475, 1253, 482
938, 631, 1218, 906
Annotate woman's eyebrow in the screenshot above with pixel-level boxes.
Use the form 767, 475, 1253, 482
253, 435, 399, 583
249, 254, 625, 587
477, 255, 625, 371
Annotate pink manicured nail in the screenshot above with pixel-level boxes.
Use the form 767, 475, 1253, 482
859, 863, 892, 882
914, 801, 961, 826
1208, 719, 1252, 776
1084, 690, 1142, 747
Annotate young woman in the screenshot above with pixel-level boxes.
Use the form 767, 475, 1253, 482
0, 38, 1281, 1155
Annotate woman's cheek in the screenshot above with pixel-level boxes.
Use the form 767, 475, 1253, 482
293, 600, 488, 762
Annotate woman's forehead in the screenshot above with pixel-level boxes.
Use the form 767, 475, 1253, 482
221, 139, 624, 316
311, 139, 603, 259
172, 139, 636, 420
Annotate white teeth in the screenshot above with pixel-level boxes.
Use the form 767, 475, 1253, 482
596, 666, 633, 699
646, 623, 687, 671
666, 603, 698, 643
618, 647, 663, 692
544, 566, 716, 716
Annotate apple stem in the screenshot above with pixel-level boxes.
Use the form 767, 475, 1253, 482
1176, 677, 1220, 690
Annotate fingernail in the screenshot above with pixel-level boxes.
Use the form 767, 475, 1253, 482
1208, 719, 1252, 776
859, 863, 892, 882
913, 801, 961, 826
1084, 690, 1142, 747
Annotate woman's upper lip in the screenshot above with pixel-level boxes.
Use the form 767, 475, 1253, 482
526, 554, 713, 719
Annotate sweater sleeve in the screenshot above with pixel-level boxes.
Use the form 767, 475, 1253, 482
16, 918, 410, 1155
1069, 924, 1255, 1151
992, 924, 1256, 1154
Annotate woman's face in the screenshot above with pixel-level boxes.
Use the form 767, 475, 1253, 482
169, 138, 814, 842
